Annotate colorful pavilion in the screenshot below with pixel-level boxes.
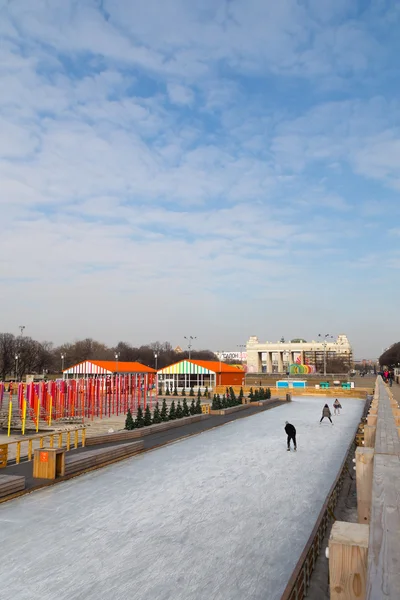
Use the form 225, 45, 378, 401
157, 359, 245, 392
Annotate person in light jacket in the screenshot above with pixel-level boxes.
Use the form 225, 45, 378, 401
333, 399, 342, 415
320, 403, 333, 424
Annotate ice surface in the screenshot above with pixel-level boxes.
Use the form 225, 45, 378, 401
0, 396, 364, 600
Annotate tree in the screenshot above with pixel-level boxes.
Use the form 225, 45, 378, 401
249, 387, 254, 401
125, 408, 135, 430
144, 404, 152, 426
266, 387, 271, 399
176, 400, 183, 418
160, 399, 169, 421
195, 398, 202, 414
189, 399, 196, 415
173, 386, 178, 396
166, 387, 170, 396
197, 388, 201, 400
212, 395, 218, 410
239, 387, 244, 404
181, 388, 186, 396
182, 398, 190, 417
135, 406, 145, 428
189, 387, 194, 396
203, 386, 208, 398
152, 402, 162, 424
169, 400, 176, 420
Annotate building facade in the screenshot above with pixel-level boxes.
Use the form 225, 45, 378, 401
246, 335, 352, 374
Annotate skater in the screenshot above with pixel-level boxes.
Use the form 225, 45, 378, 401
333, 399, 342, 415
320, 404, 333, 424
284, 421, 297, 451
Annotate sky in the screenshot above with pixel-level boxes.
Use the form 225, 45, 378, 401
0, 0, 399, 359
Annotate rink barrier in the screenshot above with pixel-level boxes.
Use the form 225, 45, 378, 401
64, 441, 144, 476
85, 414, 208, 446
1, 427, 86, 467
280, 433, 358, 600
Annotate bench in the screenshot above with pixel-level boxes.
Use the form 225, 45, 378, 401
0, 474, 25, 499
64, 441, 144, 476
85, 414, 206, 446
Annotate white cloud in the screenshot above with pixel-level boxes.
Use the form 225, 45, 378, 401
167, 83, 194, 105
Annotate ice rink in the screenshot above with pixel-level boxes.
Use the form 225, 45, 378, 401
0, 395, 364, 600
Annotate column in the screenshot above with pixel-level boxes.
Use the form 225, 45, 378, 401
277, 352, 283, 373
266, 352, 273, 373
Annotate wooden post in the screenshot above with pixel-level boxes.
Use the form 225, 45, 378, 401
356, 448, 374, 524
329, 521, 369, 600
364, 425, 376, 448
367, 415, 377, 427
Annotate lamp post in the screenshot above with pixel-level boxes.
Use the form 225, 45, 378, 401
284, 350, 290, 381
184, 336, 197, 361
154, 352, 158, 371
318, 334, 334, 377
115, 352, 120, 373
61, 353, 66, 375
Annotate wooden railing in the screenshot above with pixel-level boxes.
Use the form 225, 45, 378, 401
0, 427, 86, 466
327, 378, 400, 600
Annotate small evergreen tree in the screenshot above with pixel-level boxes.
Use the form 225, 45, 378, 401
190, 399, 196, 415
166, 387, 170, 396
197, 388, 201, 400
266, 387, 271, 399
249, 387, 254, 401
229, 387, 236, 405
203, 386, 208, 398
253, 389, 259, 402
125, 408, 135, 430
158, 387, 162, 396
182, 398, 190, 417
160, 399, 169, 421
212, 395, 218, 410
221, 396, 228, 408
173, 386, 178, 396
189, 386, 194, 396
239, 387, 244, 403
176, 400, 183, 418
181, 388, 186, 396
217, 394, 222, 409
152, 402, 162, 424
169, 400, 176, 420
144, 404, 152, 426
135, 406, 145, 428
195, 397, 202, 414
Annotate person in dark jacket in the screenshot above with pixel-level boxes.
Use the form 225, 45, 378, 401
320, 404, 333, 424
284, 421, 297, 451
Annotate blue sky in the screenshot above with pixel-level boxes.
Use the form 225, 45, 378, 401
0, 0, 399, 358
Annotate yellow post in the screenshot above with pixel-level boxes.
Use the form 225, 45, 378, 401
16, 442, 21, 465
49, 434, 54, 448
74, 430, 79, 449
40, 437, 44, 449
28, 439, 33, 461
36, 397, 40, 433
21, 399, 27, 436
48, 395, 53, 426
82, 428, 86, 447
58, 433, 63, 448
7, 399, 12, 437
66, 431, 70, 451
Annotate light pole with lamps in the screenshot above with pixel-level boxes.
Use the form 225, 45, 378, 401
61, 353, 66, 376
184, 336, 197, 361
154, 352, 158, 371
284, 350, 290, 381
318, 334, 334, 377
115, 352, 120, 373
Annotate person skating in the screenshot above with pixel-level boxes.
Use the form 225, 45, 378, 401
284, 421, 297, 451
333, 399, 342, 415
320, 404, 333, 424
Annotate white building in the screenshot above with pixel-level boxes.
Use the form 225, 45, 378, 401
246, 334, 352, 374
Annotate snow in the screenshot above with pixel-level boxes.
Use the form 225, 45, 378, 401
0, 395, 364, 600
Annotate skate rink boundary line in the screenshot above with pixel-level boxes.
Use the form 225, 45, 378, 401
0, 398, 286, 505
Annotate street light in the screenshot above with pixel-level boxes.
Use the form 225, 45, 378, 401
318, 333, 334, 377
115, 352, 120, 373
154, 352, 158, 371
61, 353, 66, 373
19, 325, 25, 337
284, 350, 290, 380
184, 336, 197, 361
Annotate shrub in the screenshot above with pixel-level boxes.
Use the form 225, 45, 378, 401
181, 388, 186, 396
135, 406, 145, 428
182, 398, 190, 417
152, 402, 162, 424
189, 387, 194, 396
203, 386, 208, 398
189, 399, 196, 415
173, 386, 178, 396
160, 399, 169, 421
144, 404, 152, 426
176, 400, 183, 418
125, 408, 135, 430
169, 400, 176, 420
195, 398, 202, 414
166, 388, 170, 396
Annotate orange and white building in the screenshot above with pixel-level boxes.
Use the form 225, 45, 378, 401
157, 359, 245, 392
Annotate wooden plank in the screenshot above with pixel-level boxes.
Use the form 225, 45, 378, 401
356, 447, 374, 524
366, 453, 400, 599
329, 521, 369, 600
0, 474, 25, 497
